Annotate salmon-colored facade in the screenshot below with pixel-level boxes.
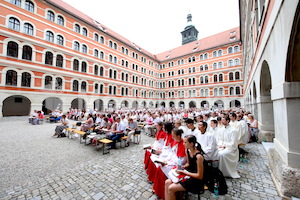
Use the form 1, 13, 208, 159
0, 0, 243, 116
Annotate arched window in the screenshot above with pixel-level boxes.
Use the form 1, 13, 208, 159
228, 47, 233, 54
74, 24, 80, 33
82, 27, 87, 36
7, 41, 18, 57
228, 59, 233, 67
200, 89, 204, 97
100, 51, 104, 59
214, 88, 218, 96
57, 15, 64, 26
213, 51, 217, 57
234, 45, 239, 53
219, 88, 224, 96
99, 66, 104, 76
100, 36, 104, 44
24, 23, 33, 35
94, 49, 99, 57
200, 76, 204, 84
81, 61, 87, 73
200, 65, 203, 71
57, 35, 64, 45
21, 72, 31, 87
95, 83, 99, 93
25, 0, 34, 12
235, 71, 240, 80
121, 87, 124, 96
205, 64, 208, 70
236, 86, 241, 95
22, 45, 32, 60
219, 74, 223, 82
229, 72, 234, 81
73, 80, 78, 91
200, 54, 203, 60
234, 58, 239, 65
205, 89, 209, 97
218, 49, 222, 56
218, 62, 223, 68
109, 55, 113, 62
73, 59, 79, 71
204, 53, 208, 59
55, 77, 62, 90
9, 17, 20, 31
113, 70, 117, 79
11, 0, 21, 6
109, 41, 113, 48
46, 31, 54, 42
109, 69, 113, 78
47, 10, 55, 21
6, 70, 17, 86
114, 43, 117, 50
229, 87, 234, 95
99, 84, 103, 93
74, 41, 80, 51
81, 82, 86, 92
45, 76, 52, 89
45, 51, 53, 65
82, 44, 87, 53
213, 74, 218, 82
213, 63, 217, 69
114, 56, 117, 64
205, 76, 209, 83
56, 54, 63, 67
94, 33, 99, 41
113, 86, 117, 95
109, 85, 112, 94
94, 65, 99, 75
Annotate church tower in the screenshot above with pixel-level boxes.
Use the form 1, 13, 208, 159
181, 13, 199, 45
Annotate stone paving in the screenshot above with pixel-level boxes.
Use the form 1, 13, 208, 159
0, 117, 283, 200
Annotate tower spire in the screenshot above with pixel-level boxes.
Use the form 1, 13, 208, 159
181, 13, 199, 45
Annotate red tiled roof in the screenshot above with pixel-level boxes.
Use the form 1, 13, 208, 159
45, 0, 239, 62
45, 0, 156, 59
155, 28, 241, 61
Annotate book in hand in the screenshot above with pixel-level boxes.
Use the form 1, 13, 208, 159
143, 144, 151, 149
154, 159, 167, 165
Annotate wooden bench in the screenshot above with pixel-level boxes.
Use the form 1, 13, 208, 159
64, 127, 76, 138
73, 130, 86, 143
98, 139, 113, 154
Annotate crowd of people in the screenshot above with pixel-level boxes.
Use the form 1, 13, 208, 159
32, 106, 258, 199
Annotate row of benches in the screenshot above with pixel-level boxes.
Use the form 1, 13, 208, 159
64, 125, 141, 154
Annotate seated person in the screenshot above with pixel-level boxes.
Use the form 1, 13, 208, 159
80, 114, 94, 132
32, 111, 44, 125
153, 122, 174, 155
164, 135, 205, 200
108, 117, 125, 149
217, 116, 240, 178
197, 121, 219, 167
53, 115, 69, 137
125, 118, 139, 146
28, 110, 38, 124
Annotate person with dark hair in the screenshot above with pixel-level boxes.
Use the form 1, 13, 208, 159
217, 116, 240, 178
185, 118, 201, 137
108, 117, 125, 149
53, 114, 69, 137
163, 121, 174, 147
80, 113, 94, 132
197, 121, 218, 163
164, 135, 205, 200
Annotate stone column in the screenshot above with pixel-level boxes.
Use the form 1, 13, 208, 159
269, 82, 300, 198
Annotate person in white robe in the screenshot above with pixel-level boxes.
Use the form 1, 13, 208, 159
185, 118, 201, 137
237, 114, 249, 147
217, 116, 240, 178
174, 120, 188, 138
229, 112, 243, 142
209, 119, 219, 140
197, 121, 219, 163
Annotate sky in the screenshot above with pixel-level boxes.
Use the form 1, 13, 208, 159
63, 0, 240, 54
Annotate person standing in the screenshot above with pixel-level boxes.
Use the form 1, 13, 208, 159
217, 116, 240, 178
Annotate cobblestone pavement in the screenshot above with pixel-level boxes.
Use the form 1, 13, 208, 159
0, 117, 282, 200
